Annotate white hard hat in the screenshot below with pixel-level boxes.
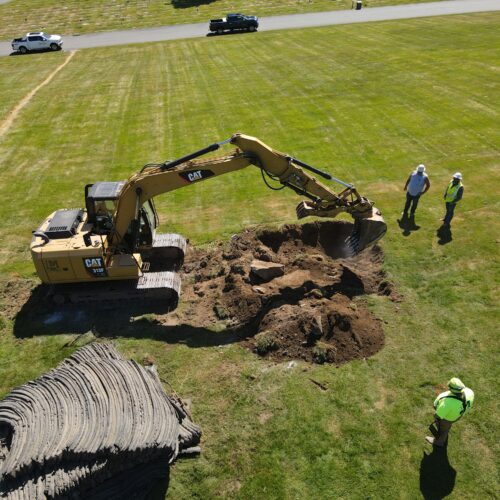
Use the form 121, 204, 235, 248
448, 377, 465, 394
453, 172, 462, 179
417, 164, 425, 173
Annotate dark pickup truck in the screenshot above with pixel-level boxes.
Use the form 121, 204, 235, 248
209, 13, 259, 34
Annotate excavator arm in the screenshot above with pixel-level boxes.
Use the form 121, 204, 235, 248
109, 133, 386, 256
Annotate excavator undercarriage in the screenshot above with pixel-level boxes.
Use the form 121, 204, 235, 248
30, 134, 386, 306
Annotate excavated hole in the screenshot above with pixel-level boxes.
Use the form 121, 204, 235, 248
257, 220, 354, 259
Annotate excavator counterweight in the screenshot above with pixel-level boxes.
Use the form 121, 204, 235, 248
30, 134, 386, 305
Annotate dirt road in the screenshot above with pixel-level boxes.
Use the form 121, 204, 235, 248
0, 0, 498, 57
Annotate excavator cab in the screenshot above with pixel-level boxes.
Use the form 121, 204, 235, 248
85, 182, 125, 235
85, 181, 159, 250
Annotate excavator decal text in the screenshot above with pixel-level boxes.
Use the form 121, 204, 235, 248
179, 169, 215, 183
83, 257, 107, 277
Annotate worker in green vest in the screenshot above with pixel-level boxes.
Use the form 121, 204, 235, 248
426, 377, 474, 447
442, 172, 464, 226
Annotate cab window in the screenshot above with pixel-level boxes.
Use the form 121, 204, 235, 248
94, 199, 117, 218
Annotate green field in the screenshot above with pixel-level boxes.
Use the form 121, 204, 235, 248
0, 0, 446, 39
0, 12, 499, 499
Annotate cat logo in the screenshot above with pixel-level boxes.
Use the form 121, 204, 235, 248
188, 170, 203, 182
83, 257, 107, 277
179, 169, 214, 183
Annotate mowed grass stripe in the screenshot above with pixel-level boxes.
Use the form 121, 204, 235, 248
0, 53, 66, 119
0, 51, 77, 139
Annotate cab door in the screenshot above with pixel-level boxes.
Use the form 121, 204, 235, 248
138, 201, 156, 247
27, 36, 43, 50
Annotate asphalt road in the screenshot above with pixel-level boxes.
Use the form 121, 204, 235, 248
1, 0, 498, 57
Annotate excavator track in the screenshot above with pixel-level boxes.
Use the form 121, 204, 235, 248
142, 233, 188, 270
49, 271, 181, 311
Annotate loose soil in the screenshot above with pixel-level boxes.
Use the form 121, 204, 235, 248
1, 221, 396, 365
175, 220, 394, 364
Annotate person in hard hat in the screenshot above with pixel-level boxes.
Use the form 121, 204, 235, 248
402, 164, 430, 218
426, 378, 474, 447
442, 173, 464, 226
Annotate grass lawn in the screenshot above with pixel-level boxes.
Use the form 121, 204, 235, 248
0, 0, 448, 39
0, 12, 499, 499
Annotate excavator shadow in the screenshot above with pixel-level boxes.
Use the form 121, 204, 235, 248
13, 285, 247, 347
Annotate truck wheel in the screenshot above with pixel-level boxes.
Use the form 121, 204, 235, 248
249, 26, 256, 32
19, 46, 27, 54
217, 28, 223, 35
50, 43, 59, 51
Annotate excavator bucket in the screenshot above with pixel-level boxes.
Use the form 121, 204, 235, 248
296, 201, 386, 256
346, 208, 387, 255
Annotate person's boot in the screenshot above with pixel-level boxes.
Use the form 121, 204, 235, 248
425, 436, 445, 447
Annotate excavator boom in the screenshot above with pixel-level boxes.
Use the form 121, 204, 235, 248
109, 133, 386, 254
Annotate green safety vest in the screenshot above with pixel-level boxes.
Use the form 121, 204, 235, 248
445, 180, 463, 203
434, 389, 474, 422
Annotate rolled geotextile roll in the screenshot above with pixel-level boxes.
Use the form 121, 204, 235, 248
0, 343, 201, 499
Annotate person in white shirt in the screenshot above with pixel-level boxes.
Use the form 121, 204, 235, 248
402, 164, 431, 218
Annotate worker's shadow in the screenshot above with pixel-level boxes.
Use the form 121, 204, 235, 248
436, 224, 452, 245
419, 445, 456, 500
397, 214, 420, 237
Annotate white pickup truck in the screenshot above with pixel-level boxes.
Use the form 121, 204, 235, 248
12, 32, 63, 54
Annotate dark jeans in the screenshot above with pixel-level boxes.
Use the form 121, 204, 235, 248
404, 192, 420, 216
443, 202, 457, 225
434, 418, 453, 446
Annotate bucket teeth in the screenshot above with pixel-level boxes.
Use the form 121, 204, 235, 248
296, 201, 310, 220
344, 222, 361, 256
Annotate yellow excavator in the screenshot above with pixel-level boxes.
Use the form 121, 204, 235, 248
30, 134, 386, 304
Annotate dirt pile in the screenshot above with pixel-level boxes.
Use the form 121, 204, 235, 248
177, 220, 394, 364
